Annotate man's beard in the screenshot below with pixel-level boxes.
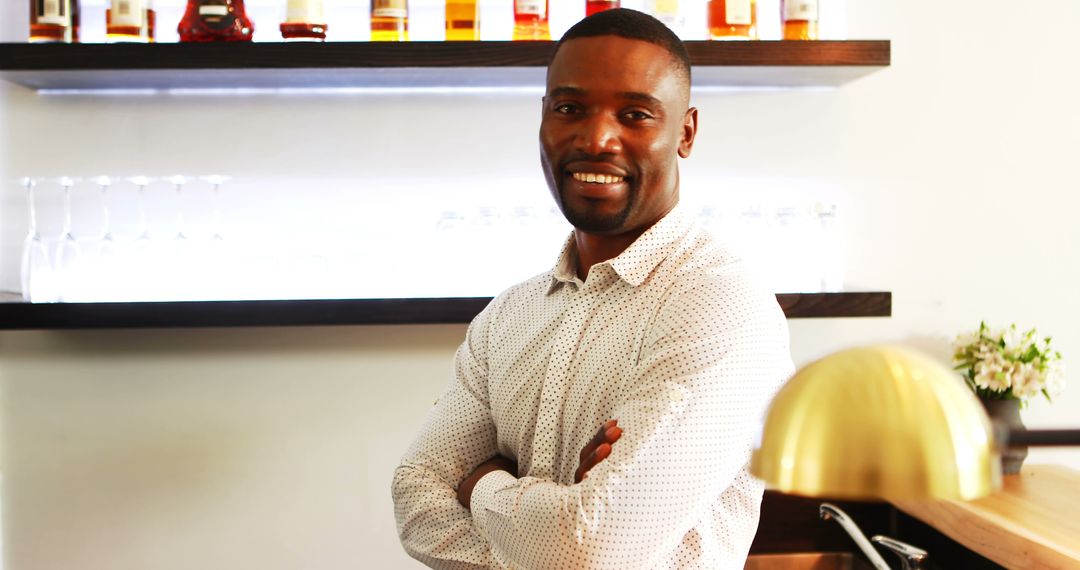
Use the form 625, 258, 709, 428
556, 182, 637, 234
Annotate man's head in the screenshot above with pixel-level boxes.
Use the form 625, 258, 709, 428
540, 8, 698, 238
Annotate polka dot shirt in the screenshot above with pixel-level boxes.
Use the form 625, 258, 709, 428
393, 204, 795, 569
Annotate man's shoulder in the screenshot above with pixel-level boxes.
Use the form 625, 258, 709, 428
472, 269, 556, 326
657, 226, 783, 324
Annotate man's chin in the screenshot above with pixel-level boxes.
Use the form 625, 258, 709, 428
562, 208, 630, 234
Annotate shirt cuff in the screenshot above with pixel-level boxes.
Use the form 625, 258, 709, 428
469, 469, 517, 543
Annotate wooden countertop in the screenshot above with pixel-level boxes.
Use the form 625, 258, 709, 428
893, 465, 1080, 569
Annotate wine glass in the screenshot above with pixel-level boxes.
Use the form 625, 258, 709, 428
19, 178, 52, 302
52, 177, 82, 302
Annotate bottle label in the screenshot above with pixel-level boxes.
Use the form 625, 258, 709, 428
37, 0, 71, 25
373, 0, 407, 18
110, 0, 146, 27
199, 5, 229, 16
725, 0, 751, 25
286, 0, 324, 23
783, 0, 818, 21
515, 0, 546, 17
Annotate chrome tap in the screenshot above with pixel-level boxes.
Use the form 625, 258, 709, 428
871, 535, 929, 570
819, 503, 892, 570
819, 503, 929, 570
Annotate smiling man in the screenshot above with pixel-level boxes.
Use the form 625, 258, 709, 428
392, 9, 794, 569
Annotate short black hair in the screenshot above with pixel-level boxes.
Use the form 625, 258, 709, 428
552, 8, 691, 88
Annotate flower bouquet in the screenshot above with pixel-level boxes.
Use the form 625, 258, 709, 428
952, 321, 1065, 405
952, 322, 1066, 473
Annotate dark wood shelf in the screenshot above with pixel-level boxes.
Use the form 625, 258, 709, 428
0, 40, 890, 90
0, 292, 890, 330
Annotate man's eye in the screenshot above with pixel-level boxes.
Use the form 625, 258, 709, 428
624, 111, 653, 121
553, 103, 578, 114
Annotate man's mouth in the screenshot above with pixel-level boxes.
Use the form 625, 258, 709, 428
571, 172, 625, 185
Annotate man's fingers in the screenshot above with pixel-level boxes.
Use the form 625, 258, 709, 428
594, 442, 612, 462
580, 420, 619, 461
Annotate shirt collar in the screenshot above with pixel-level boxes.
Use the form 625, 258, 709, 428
548, 203, 693, 293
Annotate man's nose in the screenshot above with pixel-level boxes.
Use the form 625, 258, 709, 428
575, 113, 623, 156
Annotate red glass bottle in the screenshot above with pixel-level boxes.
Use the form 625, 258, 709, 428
178, 0, 254, 42
513, 0, 549, 41
585, 0, 620, 17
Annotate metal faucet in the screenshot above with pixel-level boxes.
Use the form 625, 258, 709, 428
819, 503, 929, 570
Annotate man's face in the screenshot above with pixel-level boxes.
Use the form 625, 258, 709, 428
540, 35, 697, 236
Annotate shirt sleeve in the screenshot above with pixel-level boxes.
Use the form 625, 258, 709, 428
391, 300, 503, 570
467, 274, 794, 570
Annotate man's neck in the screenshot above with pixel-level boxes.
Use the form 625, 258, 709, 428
573, 229, 643, 281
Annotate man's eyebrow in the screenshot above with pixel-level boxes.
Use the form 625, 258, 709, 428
545, 87, 664, 107
547, 86, 586, 98
616, 91, 663, 106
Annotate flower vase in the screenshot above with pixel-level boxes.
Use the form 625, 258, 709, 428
979, 397, 1028, 475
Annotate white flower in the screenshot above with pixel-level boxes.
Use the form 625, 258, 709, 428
1046, 360, 1067, 399
1010, 362, 1043, 400
973, 353, 1010, 392
1002, 325, 1026, 351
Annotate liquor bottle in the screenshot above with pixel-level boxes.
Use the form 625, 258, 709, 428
644, 0, 682, 33
513, 0, 549, 41
371, 0, 408, 42
281, 0, 327, 41
178, 0, 254, 42
107, 0, 155, 43
586, 0, 619, 18
781, 0, 818, 40
445, 0, 479, 41
707, 0, 757, 40
29, 0, 80, 43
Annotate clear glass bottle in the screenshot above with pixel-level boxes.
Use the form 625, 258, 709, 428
107, 0, 155, 43
445, 0, 479, 41
29, 0, 80, 43
513, 0, 550, 41
707, 0, 757, 41
781, 0, 818, 40
178, 0, 254, 42
645, 0, 682, 35
281, 0, 327, 41
585, 0, 620, 18
371, 0, 408, 42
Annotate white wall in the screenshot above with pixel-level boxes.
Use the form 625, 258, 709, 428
2, 0, 1079, 569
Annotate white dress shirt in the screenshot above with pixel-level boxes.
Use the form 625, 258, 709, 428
393, 204, 794, 569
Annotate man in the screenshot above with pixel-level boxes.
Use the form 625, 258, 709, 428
393, 8, 793, 569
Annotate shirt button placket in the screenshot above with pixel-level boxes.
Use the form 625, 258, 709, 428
532, 284, 593, 480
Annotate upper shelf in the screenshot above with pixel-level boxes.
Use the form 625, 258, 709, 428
0, 292, 892, 329
0, 40, 890, 91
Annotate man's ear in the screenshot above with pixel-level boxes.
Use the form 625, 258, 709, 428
678, 107, 698, 159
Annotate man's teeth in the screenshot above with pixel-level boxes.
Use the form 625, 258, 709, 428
572, 172, 625, 184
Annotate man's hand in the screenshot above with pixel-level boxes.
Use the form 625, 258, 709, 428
457, 455, 517, 510
575, 419, 622, 483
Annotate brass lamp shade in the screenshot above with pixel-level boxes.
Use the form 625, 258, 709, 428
750, 345, 1001, 501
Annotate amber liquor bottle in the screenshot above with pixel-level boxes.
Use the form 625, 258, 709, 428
586, 0, 620, 17
371, 0, 408, 42
29, 0, 80, 43
708, 0, 757, 40
107, 0, 155, 43
513, 0, 549, 41
445, 0, 479, 41
281, 0, 327, 41
178, 0, 254, 42
781, 0, 818, 40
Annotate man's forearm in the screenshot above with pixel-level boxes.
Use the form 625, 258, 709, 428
393, 462, 493, 569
